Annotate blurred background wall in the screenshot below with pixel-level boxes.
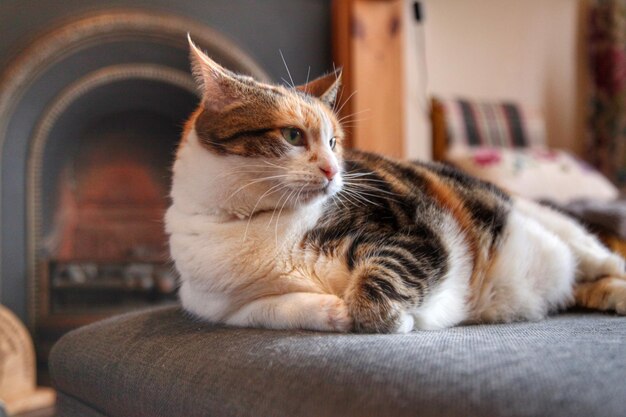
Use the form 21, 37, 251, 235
422, 0, 588, 154
0, 0, 332, 85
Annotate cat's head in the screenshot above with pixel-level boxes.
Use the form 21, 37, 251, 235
172, 36, 345, 217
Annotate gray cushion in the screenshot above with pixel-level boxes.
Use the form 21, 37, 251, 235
50, 307, 626, 417
56, 392, 108, 417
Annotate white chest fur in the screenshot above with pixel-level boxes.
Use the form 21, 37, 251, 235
167, 200, 323, 311
167, 130, 353, 321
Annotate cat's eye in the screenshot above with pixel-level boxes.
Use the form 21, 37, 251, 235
281, 127, 305, 146
329, 137, 337, 150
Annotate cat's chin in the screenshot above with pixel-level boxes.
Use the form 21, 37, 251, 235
298, 188, 327, 204
297, 184, 338, 205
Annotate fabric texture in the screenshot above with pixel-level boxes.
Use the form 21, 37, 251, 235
437, 98, 546, 149
50, 306, 626, 417
548, 198, 626, 238
55, 392, 109, 417
589, 0, 626, 189
446, 146, 618, 204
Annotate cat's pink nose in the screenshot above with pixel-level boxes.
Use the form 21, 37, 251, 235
319, 164, 338, 181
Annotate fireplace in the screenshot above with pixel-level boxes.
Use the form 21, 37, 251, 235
0, 9, 269, 365
42, 110, 180, 318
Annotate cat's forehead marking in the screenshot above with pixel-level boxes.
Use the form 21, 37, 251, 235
279, 97, 334, 143
188, 80, 342, 159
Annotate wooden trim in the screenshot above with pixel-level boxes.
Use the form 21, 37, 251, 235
431, 97, 448, 161
332, 0, 405, 159
332, 0, 354, 147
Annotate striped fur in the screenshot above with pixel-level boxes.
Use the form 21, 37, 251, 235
166, 39, 626, 334
303, 151, 511, 332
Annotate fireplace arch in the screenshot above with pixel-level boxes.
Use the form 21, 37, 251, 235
0, 9, 269, 339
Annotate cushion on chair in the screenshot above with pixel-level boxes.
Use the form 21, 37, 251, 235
436, 97, 547, 149
49, 307, 626, 417
432, 97, 619, 204
445, 147, 619, 204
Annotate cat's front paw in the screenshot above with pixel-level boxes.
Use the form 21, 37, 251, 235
575, 277, 626, 315
395, 312, 414, 333
610, 279, 626, 314
319, 295, 352, 332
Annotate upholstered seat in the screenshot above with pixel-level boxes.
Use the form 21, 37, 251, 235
50, 306, 626, 417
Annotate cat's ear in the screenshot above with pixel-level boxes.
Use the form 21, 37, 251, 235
188, 34, 243, 111
297, 69, 342, 108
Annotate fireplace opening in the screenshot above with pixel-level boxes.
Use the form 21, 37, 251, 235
33, 74, 199, 335
46, 110, 182, 316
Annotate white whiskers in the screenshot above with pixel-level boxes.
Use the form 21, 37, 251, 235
225, 174, 291, 202
242, 182, 290, 242
279, 50, 295, 88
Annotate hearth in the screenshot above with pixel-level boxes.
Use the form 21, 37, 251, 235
0, 9, 269, 365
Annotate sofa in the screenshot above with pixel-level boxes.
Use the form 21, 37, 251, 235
49, 306, 626, 417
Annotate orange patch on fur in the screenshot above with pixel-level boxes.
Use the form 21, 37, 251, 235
416, 167, 494, 306
275, 97, 344, 150
176, 106, 203, 159
575, 277, 626, 311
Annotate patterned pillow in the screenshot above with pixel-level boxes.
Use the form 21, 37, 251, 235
438, 98, 546, 149
446, 147, 618, 204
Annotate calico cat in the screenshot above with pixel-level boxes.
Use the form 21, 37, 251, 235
166, 37, 626, 333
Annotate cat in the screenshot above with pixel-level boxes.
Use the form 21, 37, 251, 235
166, 36, 626, 333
